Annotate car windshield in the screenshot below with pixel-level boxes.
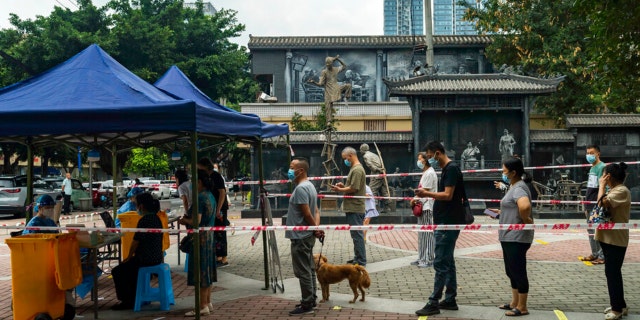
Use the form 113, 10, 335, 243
0, 178, 14, 188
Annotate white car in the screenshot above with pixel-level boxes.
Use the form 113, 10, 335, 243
144, 180, 171, 199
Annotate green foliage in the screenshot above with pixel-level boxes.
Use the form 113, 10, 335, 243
123, 147, 169, 177
0, 0, 260, 172
464, 0, 639, 122
290, 104, 338, 131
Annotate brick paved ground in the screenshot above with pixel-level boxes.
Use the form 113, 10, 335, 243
0, 203, 638, 319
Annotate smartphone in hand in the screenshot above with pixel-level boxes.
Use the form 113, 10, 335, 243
484, 209, 499, 218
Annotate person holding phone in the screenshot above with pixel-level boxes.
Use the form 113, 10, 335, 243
410, 152, 437, 268
490, 157, 534, 317
595, 163, 630, 320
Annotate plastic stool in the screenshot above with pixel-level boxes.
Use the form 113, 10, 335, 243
134, 263, 175, 311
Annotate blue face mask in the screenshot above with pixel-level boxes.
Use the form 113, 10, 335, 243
344, 159, 351, 167
287, 168, 296, 181
427, 157, 438, 168
417, 160, 425, 170
586, 154, 596, 164
502, 173, 510, 184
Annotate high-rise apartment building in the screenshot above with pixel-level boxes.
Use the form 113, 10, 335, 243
384, 0, 424, 35
183, 2, 217, 16
433, 0, 481, 35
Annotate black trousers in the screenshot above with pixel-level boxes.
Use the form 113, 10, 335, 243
63, 194, 71, 214
600, 241, 628, 312
112, 258, 142, 305
214, 209, 228, 258
501, 241, 531, 294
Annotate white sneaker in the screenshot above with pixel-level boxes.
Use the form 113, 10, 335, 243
185, 306, 210, 316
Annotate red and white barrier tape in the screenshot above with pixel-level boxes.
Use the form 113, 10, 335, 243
3, 222, 640, 234
267, 193, 640, 206
225, 161, 640, 186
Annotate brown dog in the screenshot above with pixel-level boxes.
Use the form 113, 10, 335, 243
313, 254, 371, 303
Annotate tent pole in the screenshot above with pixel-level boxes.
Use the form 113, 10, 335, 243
258, 140, 269, 290
190, 132, 201, 318
112, 146, 118, 221
25, 138, 33, 224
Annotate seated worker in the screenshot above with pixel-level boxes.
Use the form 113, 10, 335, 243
110, 192, 164, 310
115, 187, 144, 228
23, 194, 58, 234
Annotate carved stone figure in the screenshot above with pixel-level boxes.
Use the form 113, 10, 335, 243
499, 129, 516, 161
461, 141, 480, 169
359, 143, 391, 212
307, 55, 352, 126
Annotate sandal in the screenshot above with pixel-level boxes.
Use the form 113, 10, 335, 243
605, 311, 623, 320
505, 308, 529, 317
580, 255, 597, 261
591, 259, 605, 265
499, 303, 514, 310
604, 307, 628, 316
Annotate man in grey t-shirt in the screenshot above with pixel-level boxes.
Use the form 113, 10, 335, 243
285, 158, 321, 315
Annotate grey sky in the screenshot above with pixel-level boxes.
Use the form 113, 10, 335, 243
0, 0, 385, 47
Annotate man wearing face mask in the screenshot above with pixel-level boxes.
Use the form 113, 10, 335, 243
331, 146, 367, 266
23, 194, 58, 234
580, 144, 606, 265
285, 158, 321, 315
415, 141, 466, 316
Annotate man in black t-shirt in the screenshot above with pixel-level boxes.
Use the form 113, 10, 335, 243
197, 157, 230, 267
414, 141, 464, 316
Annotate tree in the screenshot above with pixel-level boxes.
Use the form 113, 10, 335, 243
0, 0, 259, 176
123, 147, 169, 177
464, 0, 602, 123
290, 104, 338, 131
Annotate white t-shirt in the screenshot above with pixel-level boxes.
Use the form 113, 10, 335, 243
178, 181, 192, 210
417, 167, 437, 210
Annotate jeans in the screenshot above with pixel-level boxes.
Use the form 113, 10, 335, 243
585, 206, 604, 259
429, 230, 460, 303
291, 235, 317, 306
345, 212, 367, 266
599, 241, 627, 312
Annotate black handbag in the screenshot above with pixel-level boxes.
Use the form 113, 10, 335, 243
179, 233, 193, 254
462, 186, 474, 224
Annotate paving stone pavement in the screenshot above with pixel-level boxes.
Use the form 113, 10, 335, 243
0, 203, 638, 320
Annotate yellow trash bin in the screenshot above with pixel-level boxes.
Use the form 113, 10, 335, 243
120, 211, 170, 259
6, 233, 82, 320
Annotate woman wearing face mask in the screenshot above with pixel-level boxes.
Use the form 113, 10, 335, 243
410, 152, 437, 268
488, 157, 534, 317
595, 162, 630, 320
110, 192, 164, 310
23, 195, 58, 234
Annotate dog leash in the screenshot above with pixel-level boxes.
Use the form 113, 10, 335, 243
315, 230, 325, 270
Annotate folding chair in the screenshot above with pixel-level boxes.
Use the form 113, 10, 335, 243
98, 211, 120, 272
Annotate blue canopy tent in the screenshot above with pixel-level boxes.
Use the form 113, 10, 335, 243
0, 44, 287, 317
154, 65, 288, 138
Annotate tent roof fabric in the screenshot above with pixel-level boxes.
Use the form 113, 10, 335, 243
0, 44, 287, 146
154, 66, 288, 138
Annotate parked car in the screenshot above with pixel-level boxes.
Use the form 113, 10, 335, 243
0, 175, 60, 218
83, 182, 104, 207
143, 180, 171, 199
163, 180, 179, 198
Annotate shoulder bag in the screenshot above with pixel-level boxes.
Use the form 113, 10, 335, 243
588, 194, 610, 223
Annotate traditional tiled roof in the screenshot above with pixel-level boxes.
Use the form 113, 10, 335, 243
285, 131, 413, 144
248, 35, 492, 49
530, 130, 574, 143
240, 102, 411, 119
565, 114, 640, 127
384, 73, 564, 95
